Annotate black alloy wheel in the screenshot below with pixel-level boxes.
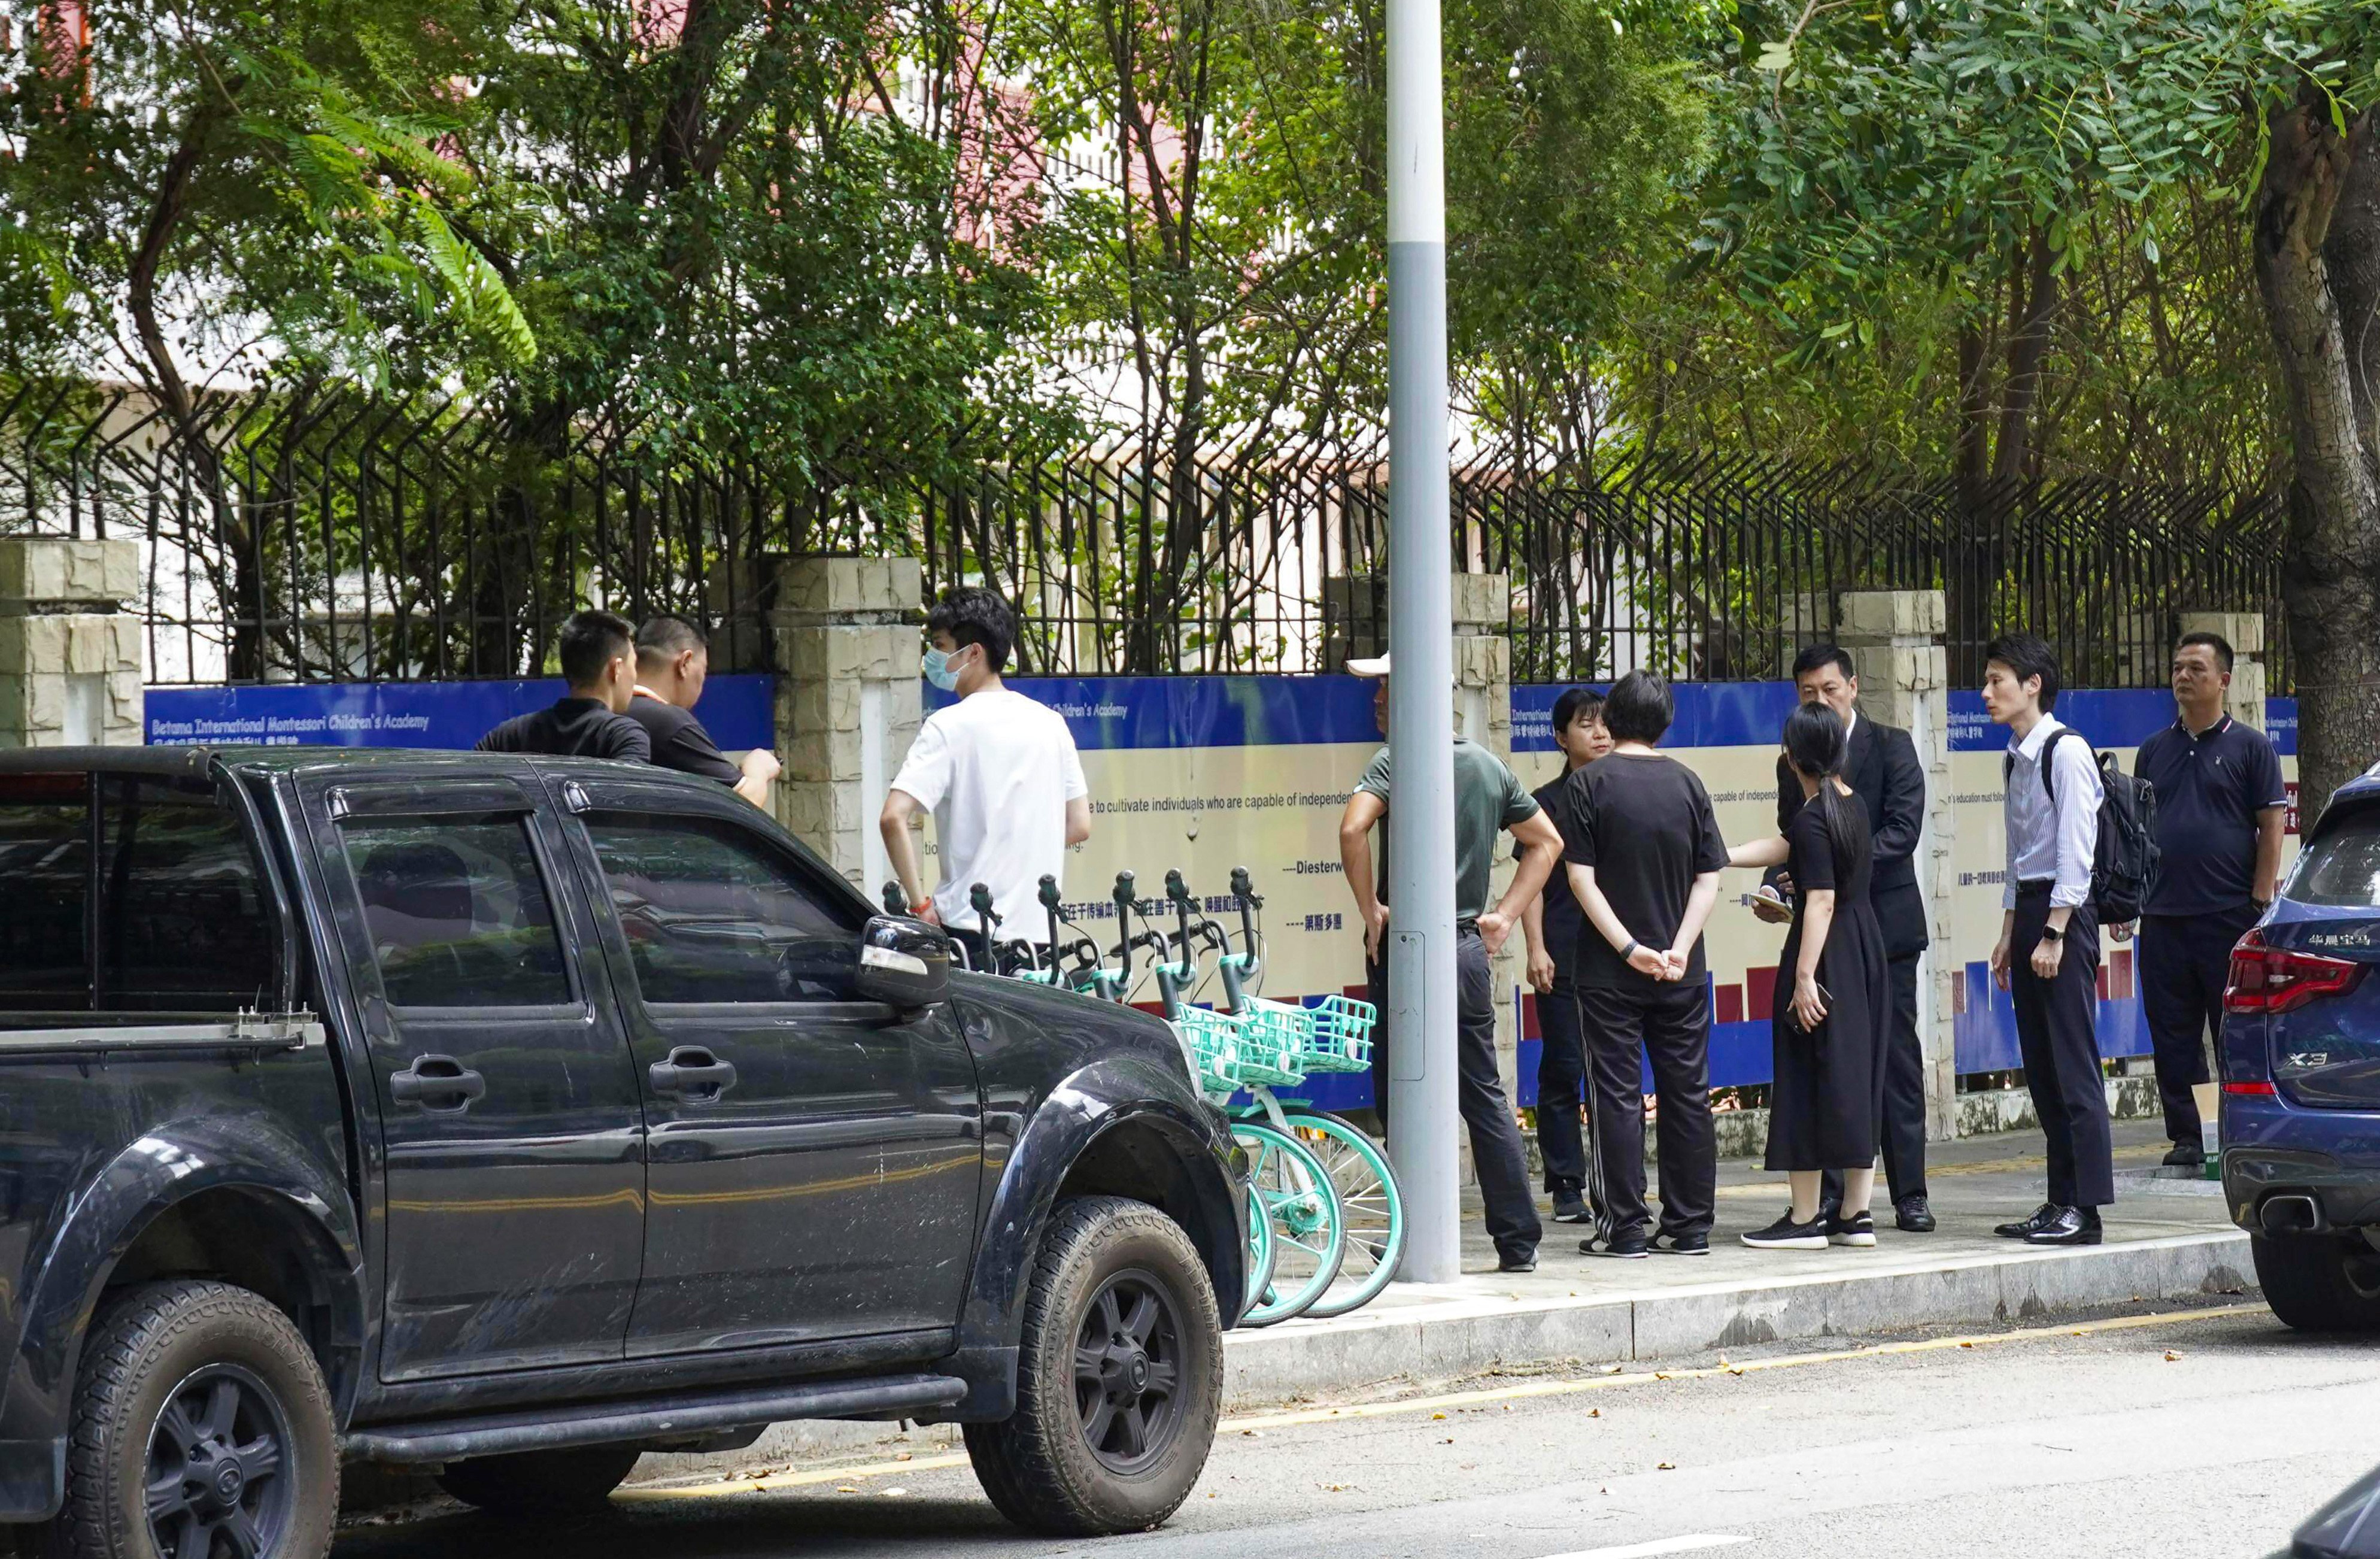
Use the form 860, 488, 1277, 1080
144, 1363, 296, 1559
1073, 1269, 1187, 1475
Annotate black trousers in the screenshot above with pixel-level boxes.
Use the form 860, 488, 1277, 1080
1368, 931, 1544, 1260
1535, 985, 1591, 1197
1576, 979, 1716, 1239
2011, 886, 2114, 1209
1822, 950, 1927, 1207
2139, 907, 2257, 1146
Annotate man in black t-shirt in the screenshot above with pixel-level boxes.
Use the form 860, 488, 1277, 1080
1550, 669, 1728, 1259
1522, 687, 1610, 1226
628, 617, 784, 807
475, 610, 651, 762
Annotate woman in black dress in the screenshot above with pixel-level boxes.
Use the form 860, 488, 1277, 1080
1726, 703, 1892, 1251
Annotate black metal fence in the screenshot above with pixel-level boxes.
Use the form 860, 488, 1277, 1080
0, 378, 2288, 689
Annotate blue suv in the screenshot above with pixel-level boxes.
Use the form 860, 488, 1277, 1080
2223, 771, 2380, 1329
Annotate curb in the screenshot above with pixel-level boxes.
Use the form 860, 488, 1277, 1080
1220, 1229, 2254, 1409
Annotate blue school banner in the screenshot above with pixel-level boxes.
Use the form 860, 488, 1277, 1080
144, 675, 777, 753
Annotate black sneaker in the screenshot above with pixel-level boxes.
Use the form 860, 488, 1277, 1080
1740, 1210, 1829, 1250
1587, 1228, 1650, 1258
1653, 1232, 1711, 1257
1552, 1191, 1592, 1224
1826, 1209, 1877, 1248
2163, 1141, 2205, 1168
1498, 1249, 1539, 1273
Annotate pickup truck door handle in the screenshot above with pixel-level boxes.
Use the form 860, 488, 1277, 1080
388, 1055, 487, 1112
649, 1047, 737, 1102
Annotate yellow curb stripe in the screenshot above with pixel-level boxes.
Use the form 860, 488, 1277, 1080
621, 1300, 2267, 1503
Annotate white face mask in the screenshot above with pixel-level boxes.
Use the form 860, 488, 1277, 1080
922, 645, 971, 691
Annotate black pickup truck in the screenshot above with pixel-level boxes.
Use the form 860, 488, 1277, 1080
0, 746, 1246, 1559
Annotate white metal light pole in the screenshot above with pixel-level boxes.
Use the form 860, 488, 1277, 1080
1383, 0, 1459, 1284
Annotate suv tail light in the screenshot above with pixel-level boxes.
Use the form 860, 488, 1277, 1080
2226, 930, 2369, 1015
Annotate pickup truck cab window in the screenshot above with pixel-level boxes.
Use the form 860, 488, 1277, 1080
583, 811, 859, 1003
340, 817, 570, 1007
563, 790, 982, 1355
0, 772, 275, 1014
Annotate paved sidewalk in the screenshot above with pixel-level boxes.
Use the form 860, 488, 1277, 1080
1224, 1116, 2244, 1405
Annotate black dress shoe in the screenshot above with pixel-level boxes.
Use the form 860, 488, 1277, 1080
1896, 1195, 1936, 1233
1995, 1203, 2060, 1239
2162, 1141, 2205, 1168
1498, 1249, 1540, 1273
2023, 1206, 2103, 1246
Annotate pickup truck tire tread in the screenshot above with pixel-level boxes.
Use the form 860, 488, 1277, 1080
964, 1195, 1219, 1536
51, 1279, 336, 1559
2251, 1232, 2380, 1330
435, 1445, 644, 1516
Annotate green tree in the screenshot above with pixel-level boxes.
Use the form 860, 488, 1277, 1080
1704, 0, 2379, 809
0, 0, 533, 677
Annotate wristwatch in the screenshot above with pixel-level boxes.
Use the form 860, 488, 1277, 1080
2039, 926, 2065, 944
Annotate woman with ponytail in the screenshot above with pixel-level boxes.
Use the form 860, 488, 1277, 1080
1726, 703, 1893, 1250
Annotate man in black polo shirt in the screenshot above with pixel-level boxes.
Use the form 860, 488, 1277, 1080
2131, 631, 2287, 1166
475, 609, 651, 761
627, 616, 782, 806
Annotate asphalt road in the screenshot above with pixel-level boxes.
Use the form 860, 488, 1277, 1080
335, 1301, 2377, 1559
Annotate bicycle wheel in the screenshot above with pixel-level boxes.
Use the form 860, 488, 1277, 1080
1282, 1111, 1404, 1318
1231, 1121, 1345, 1326
1242, 1179, 1278, 1320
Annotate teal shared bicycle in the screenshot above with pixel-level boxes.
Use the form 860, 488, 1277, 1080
916, 868, 1406, 1328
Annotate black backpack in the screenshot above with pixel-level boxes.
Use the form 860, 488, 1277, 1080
2005, 728, 2160, 923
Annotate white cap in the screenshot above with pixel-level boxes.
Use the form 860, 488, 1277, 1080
1347, 653, 1391, 677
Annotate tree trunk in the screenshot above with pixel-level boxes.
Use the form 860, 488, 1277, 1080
2255, 92, 2380, 821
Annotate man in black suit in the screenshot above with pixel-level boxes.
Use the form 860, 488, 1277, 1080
1764, 643, 1934, 1232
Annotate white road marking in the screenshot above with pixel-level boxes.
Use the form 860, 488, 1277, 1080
1537, 1538, 1751, 1559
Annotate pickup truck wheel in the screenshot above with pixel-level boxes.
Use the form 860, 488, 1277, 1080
50, 1280, 336, 1559
434, 1445, 643, 1516
964, 1196, 1221, 1537
2253, 1232, 2380, 1331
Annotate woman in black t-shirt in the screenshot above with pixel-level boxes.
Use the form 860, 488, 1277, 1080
1726, 703, 1892, 1252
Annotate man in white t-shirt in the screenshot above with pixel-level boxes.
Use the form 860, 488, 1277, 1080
879, 587, 1090, 969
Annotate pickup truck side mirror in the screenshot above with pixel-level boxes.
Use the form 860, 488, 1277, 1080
855, 915, 952, 1010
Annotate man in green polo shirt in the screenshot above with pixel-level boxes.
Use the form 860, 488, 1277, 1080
1337, 653, 1562, 1272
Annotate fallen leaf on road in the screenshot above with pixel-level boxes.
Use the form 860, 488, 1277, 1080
1441, 1437, 1455, 1445
1657, 1461, 1677, 1471
895, 1452, 912, 1463
1241, 1429, 1262, 1437
1589, 1409, 1601, 1418
1726, 1364, 1744, 1376
1959, 1341, 1974, 1349
1603, 1364, 1625, 1375
835, 1486, 860, 1494
2164, 1350, 2183, 1362
1320, 1483, 1354, 1493
1432, 1412, 1447, 1420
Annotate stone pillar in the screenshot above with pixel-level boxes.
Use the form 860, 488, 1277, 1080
769, 556, 922, 893
0, 538, 144, 749
1836, 589, 1956, 1142
2179, 610, 2268, 730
